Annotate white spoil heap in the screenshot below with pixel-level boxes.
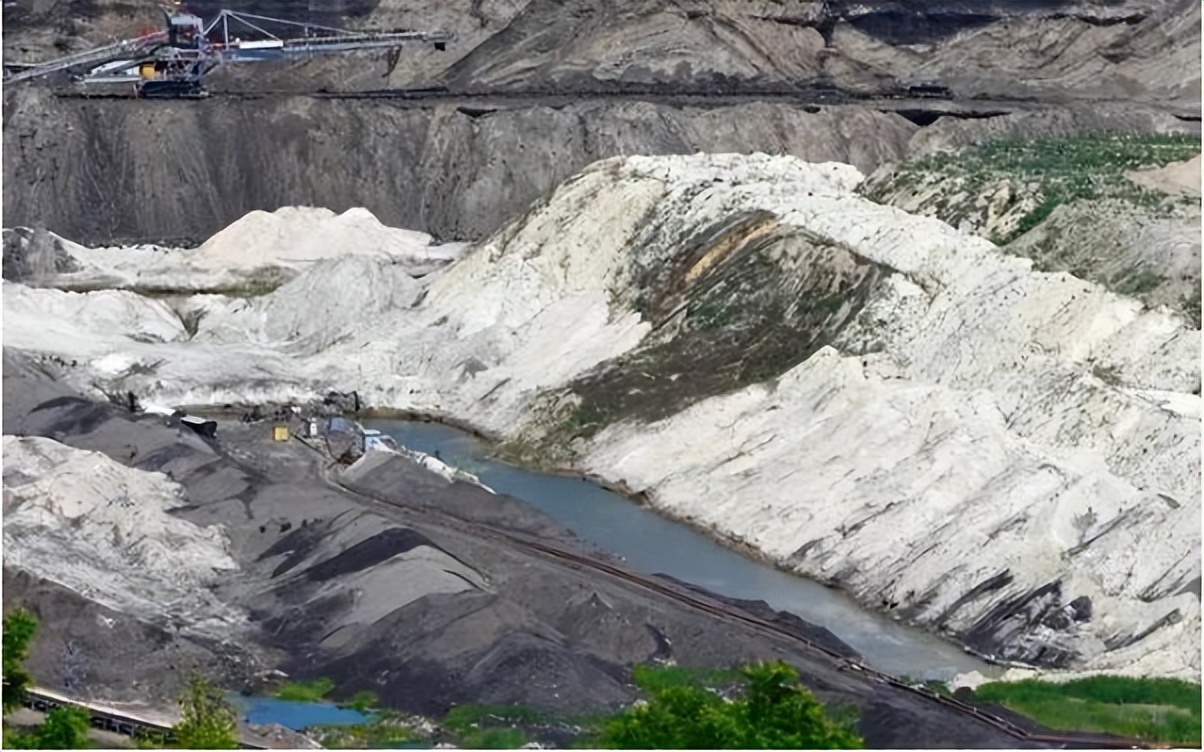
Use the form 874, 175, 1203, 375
3, 153, 1198, 679
10, 206, 465, 293
2, 435, 244, 636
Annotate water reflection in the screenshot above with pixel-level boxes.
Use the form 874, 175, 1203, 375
368, 420, 999, 681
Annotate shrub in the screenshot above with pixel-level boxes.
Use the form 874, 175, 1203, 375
345, 689, 379, 712
3, 608, 38, 714
974, 676, 1201, 744
601, 661, 862, 749
34, 706, 90, 748
173, 676, 239, 749
274, 677, 335, 702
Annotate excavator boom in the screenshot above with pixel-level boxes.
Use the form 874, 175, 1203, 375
2, 8, 452, 98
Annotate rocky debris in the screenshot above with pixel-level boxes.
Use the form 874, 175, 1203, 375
437, 0, 827, 94
512, 154, 1196, 678
6, 0, 1198, 109
1, 207, 462, 297
904, 104, 1196, 158
1006, 199, 1200, 325
2, 0, 1198, 248
2, 227, 81, 282
4, 152, 1197, 680
0, 350, 1036, 748
194, 206, 456, 275
823, 0, 1199, 111
2, 435, 243, 634
2, 566, 262, 706
241, 722, 323, 750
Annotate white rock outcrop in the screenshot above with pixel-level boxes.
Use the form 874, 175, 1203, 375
3, 153, 1198, 679
2, 435, 243, 636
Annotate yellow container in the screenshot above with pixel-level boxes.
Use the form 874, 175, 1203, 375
273, 425, 289, 442
139, 63, 155, 80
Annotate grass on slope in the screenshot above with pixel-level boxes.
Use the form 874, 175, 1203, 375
307, 711, 415, 749
973, 676, 1201, 745
877, 134, 1200, 244
629, 664, 744, 693
442, 704, 556, 749
273, 677, 335, 702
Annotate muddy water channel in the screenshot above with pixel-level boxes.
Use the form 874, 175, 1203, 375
367, 419, 1000, 682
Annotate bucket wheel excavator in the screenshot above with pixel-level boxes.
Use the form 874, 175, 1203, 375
2, 5, 452, 99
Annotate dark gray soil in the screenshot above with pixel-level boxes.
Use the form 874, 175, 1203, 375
2, 349, 1043, 747
1, 88, 918, 246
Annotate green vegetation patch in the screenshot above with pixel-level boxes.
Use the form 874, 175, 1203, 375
273, 677, 335, 702
440, 703, 615, 748
173, 676, 239, 749
344, 689, 380, 712
871, 134, 1200, 245
443, 703, 554, 732
441, 704, 555, 749
308, 711, 416, 749
631, 664, 744, 694
435, 663, 862, 750
597, 661, 862, 749
973, 676, 1202, 745
515, 223, 889, 459
4, 707, 92, 749
3, 608, 37, 715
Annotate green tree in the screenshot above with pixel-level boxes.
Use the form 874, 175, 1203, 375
2, 727, 40, 749
3, 608, 38, 715
173, 676, 239, 749
3, 707, 90, 750
33, 706, 90, 749
601, 661, 862, 749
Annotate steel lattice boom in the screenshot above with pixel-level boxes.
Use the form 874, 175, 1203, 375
2, 7, 453, 98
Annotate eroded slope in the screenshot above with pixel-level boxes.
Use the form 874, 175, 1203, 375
5, 154, 1197, 682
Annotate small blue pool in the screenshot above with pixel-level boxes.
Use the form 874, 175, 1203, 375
232, 695, 374, 731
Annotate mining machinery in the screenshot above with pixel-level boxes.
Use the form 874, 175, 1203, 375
2, 6, 452, 99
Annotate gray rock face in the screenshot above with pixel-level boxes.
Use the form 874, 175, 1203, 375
1, 87, 916, 245
3, 0, 1198, 246
440, 0, 1198, 107
2, 227, 80, 282
824, 0, 1199, 110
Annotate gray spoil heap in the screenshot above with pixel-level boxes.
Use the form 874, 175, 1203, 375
2, 0, 1199, 246
2, 349, 1043, 748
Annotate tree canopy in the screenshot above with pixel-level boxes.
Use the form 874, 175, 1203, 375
4, 707, 91, 749
3, 609, 38, 715
600, 661, 863, 749
173, 676, 240, 749
3, 610, 90, 749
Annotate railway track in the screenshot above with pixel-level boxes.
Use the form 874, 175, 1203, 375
48, 85, 1023, 118
325, 458, 1157, 751
512, 539, 1156, 750
192, 425, 1164, 751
